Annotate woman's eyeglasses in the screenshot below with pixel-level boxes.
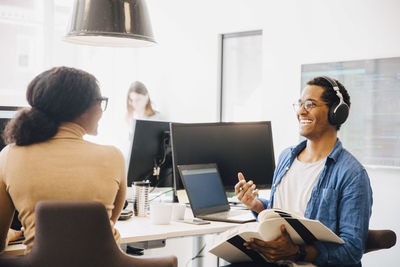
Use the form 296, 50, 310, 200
96, 97, 109, 112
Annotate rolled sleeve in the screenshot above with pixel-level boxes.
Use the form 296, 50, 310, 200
251, 198, 269, 220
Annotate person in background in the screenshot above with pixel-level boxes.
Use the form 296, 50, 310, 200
233, 77, 372, 267
120, 81, 162, 159
0, 66, 126, 254
126, 81, 161, 126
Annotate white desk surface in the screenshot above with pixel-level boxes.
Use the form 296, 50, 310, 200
4, 208, 240, 256
116, 215, 239, 243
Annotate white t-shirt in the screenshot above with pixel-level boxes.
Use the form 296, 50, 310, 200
272, 157, 326, 217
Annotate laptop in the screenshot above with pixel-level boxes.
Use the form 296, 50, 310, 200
177, 163, 256, 223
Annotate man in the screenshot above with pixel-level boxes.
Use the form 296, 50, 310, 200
235, 77, 372, 267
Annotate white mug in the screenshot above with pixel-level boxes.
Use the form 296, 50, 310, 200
172, 203, 186, 220
150, 203, 172, 224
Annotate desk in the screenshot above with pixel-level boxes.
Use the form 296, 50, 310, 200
4, 208, 239, 257
2, 243, 25, 256
117, 215, 239, 266
116, 216, 238, 244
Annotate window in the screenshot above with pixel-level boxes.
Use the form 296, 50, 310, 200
0, 0, 73, 106
0, 0, 135, 148
219, 30, 263, 122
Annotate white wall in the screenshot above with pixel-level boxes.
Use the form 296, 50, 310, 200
127, 0, 399, 266
363, 166, 400, 266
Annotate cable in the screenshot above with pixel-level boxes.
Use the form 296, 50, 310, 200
185, 244, 206, 267
157, 133, 168, 166
149, 169, 173, 193
148, 189, 174, 202
149, 131, 171, 193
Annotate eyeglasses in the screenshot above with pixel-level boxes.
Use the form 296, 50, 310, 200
292, 100, 325, 113
96, 97, 109, 112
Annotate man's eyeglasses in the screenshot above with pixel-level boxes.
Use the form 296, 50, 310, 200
96, 97, 109, 112
292, 100, 325, 113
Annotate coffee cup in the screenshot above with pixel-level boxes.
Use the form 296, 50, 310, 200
172, 203, 186, 220
150, 203, 172, 224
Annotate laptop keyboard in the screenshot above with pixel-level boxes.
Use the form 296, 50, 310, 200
209, 209, 247, 219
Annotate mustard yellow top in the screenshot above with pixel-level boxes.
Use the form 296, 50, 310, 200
0, 122, 126, 253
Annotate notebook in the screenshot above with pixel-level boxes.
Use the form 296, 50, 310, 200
177, 163, 255, 223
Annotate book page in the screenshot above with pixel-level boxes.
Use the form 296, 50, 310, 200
239, 230, 263, 241
258, 209, 303, 222
257, 218, 289, 242
256, 217, 343, 244
209, 222, 259, 248
208, 209, 343, 264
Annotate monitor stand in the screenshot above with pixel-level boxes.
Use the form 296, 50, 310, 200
172, 192, 179, 203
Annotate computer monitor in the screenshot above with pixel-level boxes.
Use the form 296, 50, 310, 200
0, 106, 21, 151
170, 121, 275, 193
126, 120, 173, 188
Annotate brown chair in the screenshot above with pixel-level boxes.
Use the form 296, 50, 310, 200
0, 201, 177, 267
365, 229, 397, 253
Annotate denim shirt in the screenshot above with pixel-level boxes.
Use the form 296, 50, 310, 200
256, 139, 373, 266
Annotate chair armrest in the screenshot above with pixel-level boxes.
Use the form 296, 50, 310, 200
365, 229, 397, 253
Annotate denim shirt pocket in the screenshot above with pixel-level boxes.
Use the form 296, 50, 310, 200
315, 188, 340, 232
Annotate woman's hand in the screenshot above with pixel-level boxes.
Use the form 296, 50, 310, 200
7, 228, 23, 242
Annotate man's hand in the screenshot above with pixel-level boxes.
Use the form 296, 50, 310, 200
244, 225, 299, 263
234, 172, 259, 210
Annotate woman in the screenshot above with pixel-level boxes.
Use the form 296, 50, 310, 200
0, 66, 126, 253
124, 81, 162, 151
125, 81, 161, 126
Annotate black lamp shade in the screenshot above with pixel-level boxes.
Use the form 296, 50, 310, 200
64, 0, 156, 47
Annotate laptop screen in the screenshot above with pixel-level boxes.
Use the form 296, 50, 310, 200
179, 164, 229, 212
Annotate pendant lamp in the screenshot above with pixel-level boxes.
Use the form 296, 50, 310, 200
64, 0, 156, 47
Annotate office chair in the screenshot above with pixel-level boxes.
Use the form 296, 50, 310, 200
365, 229, 397, 253
0, 200, 177, 267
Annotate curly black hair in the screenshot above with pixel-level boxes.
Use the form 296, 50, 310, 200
3, 66, 99, 146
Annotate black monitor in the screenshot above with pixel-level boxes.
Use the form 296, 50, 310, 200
0, 106, 21, 151
126, 120, 173, 188
170, 121, 275, 193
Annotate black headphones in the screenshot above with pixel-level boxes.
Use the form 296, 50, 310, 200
320, 76, 349, 126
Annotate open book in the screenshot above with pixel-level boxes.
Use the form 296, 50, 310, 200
208, 209, 343, 263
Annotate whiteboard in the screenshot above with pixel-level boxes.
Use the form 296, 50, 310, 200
301, 57, 400, 167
